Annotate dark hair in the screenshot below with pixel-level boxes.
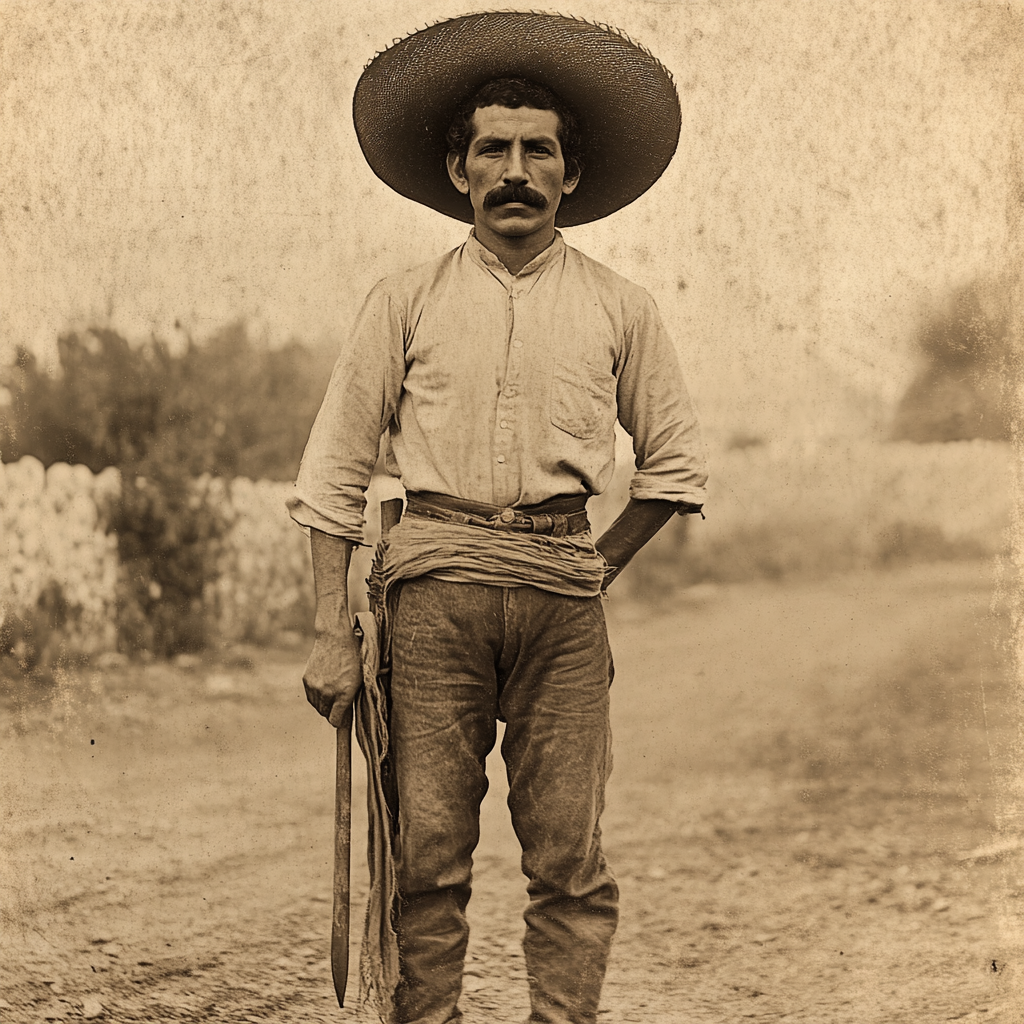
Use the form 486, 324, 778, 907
446, 77, 584, 180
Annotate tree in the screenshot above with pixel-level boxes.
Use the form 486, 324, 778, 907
890, 279, 1015, 443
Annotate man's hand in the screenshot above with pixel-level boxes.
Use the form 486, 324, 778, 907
305, 529, 360, 726
595, 498, 691, 589
303, 624, 363, 726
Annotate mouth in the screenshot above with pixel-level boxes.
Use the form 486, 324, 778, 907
492, 201, 540, 214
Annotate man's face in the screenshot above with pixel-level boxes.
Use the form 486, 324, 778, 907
446, 105, 580, 241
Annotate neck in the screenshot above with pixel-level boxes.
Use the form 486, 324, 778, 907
473, 222, 557, 276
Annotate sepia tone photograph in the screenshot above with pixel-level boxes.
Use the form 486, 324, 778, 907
1, 2, 1021, 1022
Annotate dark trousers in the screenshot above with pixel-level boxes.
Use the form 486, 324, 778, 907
389, 578, 618, 1024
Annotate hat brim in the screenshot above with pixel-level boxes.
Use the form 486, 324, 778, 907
353, 12, 681, 227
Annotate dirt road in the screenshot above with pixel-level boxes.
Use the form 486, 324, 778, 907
2, 561, 1020, 1023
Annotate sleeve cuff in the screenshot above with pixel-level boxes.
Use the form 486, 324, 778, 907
628, 477, 707, 510
285, 493, 367, 546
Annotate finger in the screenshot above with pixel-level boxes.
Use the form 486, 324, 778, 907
328, 697, 350, 729
303, 678, 329, 718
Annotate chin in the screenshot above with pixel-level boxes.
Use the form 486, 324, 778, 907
493, 222, 537, 238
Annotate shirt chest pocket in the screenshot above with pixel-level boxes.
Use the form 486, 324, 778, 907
550, 361, 618, 440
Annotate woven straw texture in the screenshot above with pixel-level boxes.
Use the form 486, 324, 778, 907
353, 12, 681, 226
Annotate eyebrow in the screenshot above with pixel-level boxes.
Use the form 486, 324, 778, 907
471, 133, 558, 149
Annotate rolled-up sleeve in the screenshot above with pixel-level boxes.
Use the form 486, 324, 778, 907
286, 281, 405, 543
616, 292, 708, 509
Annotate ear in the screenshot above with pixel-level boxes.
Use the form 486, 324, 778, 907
561, 168, 580, 196
447, 152, 470, 195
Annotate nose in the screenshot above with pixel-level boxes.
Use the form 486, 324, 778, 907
502, 144, 528, 185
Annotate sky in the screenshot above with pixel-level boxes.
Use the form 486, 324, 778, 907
1, 0, 1020, 446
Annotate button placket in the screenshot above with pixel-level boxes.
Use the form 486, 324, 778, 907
494, 285, 520, 492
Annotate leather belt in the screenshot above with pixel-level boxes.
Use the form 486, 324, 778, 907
404, 491, 590, 538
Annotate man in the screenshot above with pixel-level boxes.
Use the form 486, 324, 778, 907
288, 13, 707, 1024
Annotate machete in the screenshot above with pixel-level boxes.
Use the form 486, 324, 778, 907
331, 496, 404, 1007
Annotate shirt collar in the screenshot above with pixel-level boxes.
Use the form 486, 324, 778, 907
464, 229, 565, 284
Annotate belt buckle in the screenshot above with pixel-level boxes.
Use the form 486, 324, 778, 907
498, 507, 516, 526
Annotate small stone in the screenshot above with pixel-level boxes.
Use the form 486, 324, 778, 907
82, 996, 105, 1019
463, 976, 488, 992
41, 1000, 67, 1020
45, 982, 65, 995
932, 899, 951, 912
99, 944, 122, 958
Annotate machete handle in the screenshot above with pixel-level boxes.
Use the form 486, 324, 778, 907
380, 497, 404, 538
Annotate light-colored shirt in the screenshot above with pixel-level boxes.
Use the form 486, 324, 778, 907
288, 230, 707, 544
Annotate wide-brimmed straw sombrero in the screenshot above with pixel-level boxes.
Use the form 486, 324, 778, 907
353, 11, 681, 227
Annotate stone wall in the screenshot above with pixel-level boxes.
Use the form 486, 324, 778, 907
204, 475, 314, 644
0, 457, 120, 654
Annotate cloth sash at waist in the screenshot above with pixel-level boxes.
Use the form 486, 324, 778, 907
381, 514, 608, 599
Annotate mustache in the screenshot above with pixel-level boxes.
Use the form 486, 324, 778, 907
483, 183, 549, 210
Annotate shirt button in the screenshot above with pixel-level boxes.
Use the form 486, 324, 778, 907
499, 420, 508, 429
504, 388, 516, 398
513, 340, 523, 349
496, 455, 506, 464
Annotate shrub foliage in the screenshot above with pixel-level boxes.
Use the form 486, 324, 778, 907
890, 279, 1015, 442
1, 325, 331, 655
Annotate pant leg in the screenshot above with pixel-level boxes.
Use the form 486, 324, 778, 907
389, 578, 503, 1024
498, 587, 618, 1024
